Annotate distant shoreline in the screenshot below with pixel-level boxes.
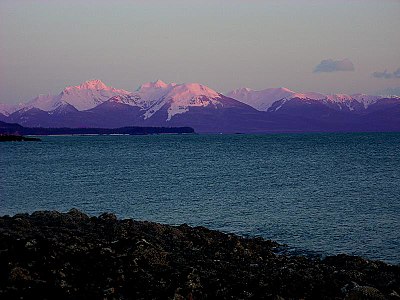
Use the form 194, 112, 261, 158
25, 133, 195, 137
0, 120, 196, 136
1, 210, 398, 299
0, 134, 41, 142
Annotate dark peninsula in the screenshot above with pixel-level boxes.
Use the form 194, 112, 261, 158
0, 120, 195, 136
0, 134, 41, 142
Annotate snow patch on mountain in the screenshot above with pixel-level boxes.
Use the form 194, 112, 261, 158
107, 95, 142, 106
349, 94, 381, 108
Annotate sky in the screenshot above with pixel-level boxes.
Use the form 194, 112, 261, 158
1, 0, 400, 104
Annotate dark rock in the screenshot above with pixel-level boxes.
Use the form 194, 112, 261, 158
67, 208, 89, 221
9, 267, 31, 282
98, 212, 117, 222
0, 210, 399, 299
345, 285, 386, 300
390, 290, 400, 299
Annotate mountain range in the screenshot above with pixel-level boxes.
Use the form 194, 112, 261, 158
1, 79, 399, 133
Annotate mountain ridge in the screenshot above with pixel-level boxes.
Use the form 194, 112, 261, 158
226, 87, 387, 112
1, 79, 400, 133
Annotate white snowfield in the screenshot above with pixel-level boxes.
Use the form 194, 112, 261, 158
226, 87, 295, 111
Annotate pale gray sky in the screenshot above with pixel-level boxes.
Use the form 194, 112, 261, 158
1, 0, 400, 103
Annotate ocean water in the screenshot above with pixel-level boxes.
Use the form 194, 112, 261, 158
1, 133, 399, 264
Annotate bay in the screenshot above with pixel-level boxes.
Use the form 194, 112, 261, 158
1, 133, 399, 264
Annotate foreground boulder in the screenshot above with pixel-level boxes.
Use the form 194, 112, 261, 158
0, 210, 398, 299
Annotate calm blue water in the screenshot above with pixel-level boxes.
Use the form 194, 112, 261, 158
1, 133, 399, 264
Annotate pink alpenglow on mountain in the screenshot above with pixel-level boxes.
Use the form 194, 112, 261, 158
135, 82, 222, 120
27, 80, 130, 112
105, 80, 224, 121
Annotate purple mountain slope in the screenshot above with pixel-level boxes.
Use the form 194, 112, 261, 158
0, 114, 8, 122
7, 105, 86, 128
266, 97, 400, 132
140, 95, 328, 133
358, 98, 400, 131
7, 107, 53, 128
7, 102, 144, 129
83, 100, 144, 128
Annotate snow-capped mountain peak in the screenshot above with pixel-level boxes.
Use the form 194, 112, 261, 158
75, 79, 109, 90
138, 79, 170, 90
168, 83, 220, 100
226, 87, 295, 111
2, 79, 400, 133
131, 81, 222, 120
26, 80, 130, 112
163, 83, 221, 120
62, 79, 129, 94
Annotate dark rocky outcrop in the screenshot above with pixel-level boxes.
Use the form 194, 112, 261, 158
0, 210, 398, 299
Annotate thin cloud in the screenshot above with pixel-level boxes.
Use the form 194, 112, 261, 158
372, 68, 400, 79
314, 58, 355, 73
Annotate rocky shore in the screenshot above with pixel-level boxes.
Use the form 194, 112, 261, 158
0, 210, 399, 299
